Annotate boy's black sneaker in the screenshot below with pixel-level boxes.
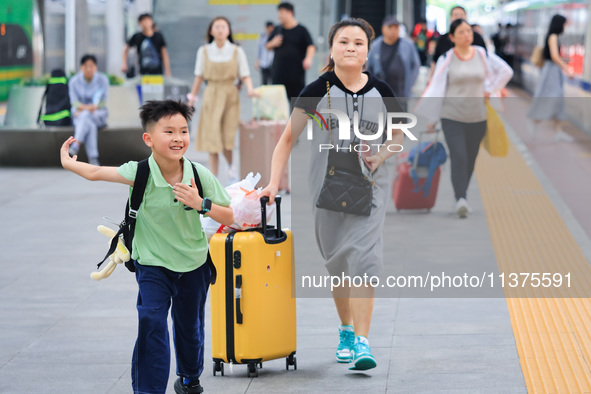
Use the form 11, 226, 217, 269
174, 377, 203, 394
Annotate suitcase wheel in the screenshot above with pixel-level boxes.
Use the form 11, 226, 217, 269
213, 361, 224, 376
247, 362, 259, 378
286, 354, 297, 371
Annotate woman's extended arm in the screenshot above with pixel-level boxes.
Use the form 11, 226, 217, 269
484, 51, 514, 94
260, 109, 308, 203
548, 34, 572, 77
188, 76, 204, 107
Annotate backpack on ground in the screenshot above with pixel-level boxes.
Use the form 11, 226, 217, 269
97, 159, 216, 283
37, 69, 72, 126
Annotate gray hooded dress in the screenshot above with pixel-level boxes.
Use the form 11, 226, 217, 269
294, 71, 403, 278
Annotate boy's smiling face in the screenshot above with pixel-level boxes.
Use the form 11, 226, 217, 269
142, 113, 190, 163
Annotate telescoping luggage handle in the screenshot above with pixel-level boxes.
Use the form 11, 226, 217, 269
234, 196, 286, 325
260, 196, 287, 243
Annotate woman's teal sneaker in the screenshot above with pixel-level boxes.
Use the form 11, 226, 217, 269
336, 325, 355, 363
349, 336, 377, 370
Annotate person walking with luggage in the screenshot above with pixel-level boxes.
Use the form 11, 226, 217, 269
367, 15, 421, 103
262, 18, 405, 371
188, 16, 257, 180
60, 100, 233, 394
527, 14, 574, 142
266, 2, 316, 101
256, 21, 275, 85
122, 13, 172, 77
416, 19, 513, 218
67, 54, 109, 166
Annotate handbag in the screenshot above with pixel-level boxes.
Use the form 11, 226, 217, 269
530, 46, 544, 68
316, 80, 374, 216
482, 101, 509, 157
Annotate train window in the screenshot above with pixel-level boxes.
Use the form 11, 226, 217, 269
0, 24, 33, 67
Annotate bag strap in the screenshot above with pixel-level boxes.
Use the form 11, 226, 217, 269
326, 80, 333, 145
189, 162, 217, 285
124, 159, 150, 270
97, 159, 150, 269
36, 83, 50, 126
191, 162, 203, 199
129, 159, 150, 219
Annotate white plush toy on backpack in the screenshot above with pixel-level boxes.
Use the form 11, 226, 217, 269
91, 225, 131, 281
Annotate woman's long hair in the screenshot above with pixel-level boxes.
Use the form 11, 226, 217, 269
207, 16, 234, 44
322, 18, 375, 72
544, 14, 566, 59
547, 14, 567, 36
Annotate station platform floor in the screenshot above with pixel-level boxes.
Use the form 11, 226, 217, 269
1, 90, 591, 393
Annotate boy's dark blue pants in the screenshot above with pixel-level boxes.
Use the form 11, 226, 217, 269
131, 261, 211, 394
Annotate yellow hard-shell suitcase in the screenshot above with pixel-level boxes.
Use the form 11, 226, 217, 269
210, 196, 296, 377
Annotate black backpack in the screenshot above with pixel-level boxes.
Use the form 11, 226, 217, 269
37, 69, 72, 126
97, 159, 216, 283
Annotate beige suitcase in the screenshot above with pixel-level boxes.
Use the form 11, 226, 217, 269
239, 120, 289, 191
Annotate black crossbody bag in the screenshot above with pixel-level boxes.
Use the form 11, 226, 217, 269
316, 81, 373, 216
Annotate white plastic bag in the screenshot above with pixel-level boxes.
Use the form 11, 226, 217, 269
252, 85, 290, 121
202, 172, 275, 240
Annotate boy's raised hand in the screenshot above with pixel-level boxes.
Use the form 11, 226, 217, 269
59, 136, 132, 185
173, 178, 203, 211
60, 136, 79, 166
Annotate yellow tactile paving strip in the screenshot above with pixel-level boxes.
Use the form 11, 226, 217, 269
475, 142, 591, 393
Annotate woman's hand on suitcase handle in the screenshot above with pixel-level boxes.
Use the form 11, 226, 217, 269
426, 123, 436, 133
173, 178, 203, 211
260, 184, 279, 205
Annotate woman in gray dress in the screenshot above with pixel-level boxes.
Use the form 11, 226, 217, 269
527, 14, 574, 142
261, 18, 404, 371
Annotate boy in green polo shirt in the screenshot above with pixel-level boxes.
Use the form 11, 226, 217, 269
60, 100, 233, 394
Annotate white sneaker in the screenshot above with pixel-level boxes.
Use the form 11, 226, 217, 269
465, 199, 473, 213
553, 130, 574, 142
455, 198, 469, 218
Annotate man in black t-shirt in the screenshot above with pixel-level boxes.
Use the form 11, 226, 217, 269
266, 2, 315, 101
122, 13, 172, 76
429, 6, 486, 80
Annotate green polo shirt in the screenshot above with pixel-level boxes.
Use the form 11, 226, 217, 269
118, 155, 231, 272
